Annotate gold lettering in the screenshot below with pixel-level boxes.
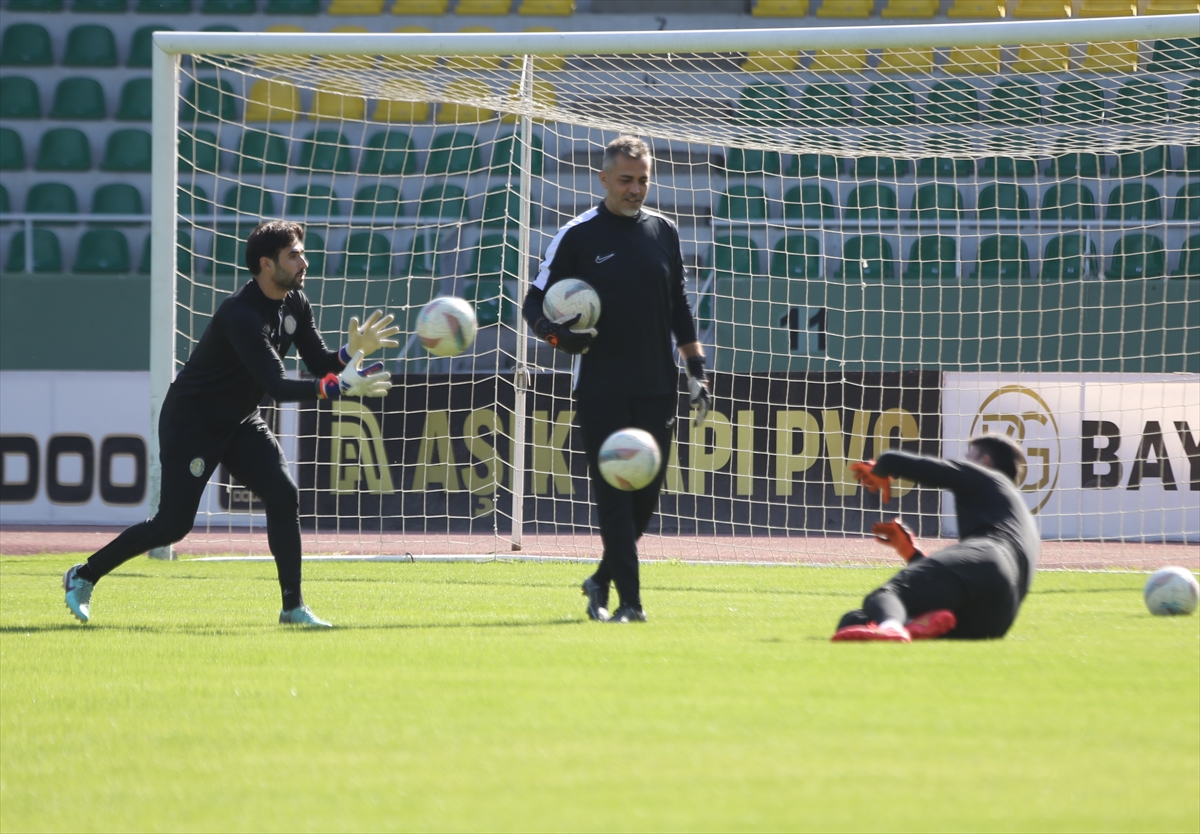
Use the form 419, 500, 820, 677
689, 412, 731, 495
412, 410, 462, 492
873, 408, 919, 498
329, 401, 394, 494
530, 409, 574, 495
461, 408, 503, 496
823, 409, 870, 496
774, 410, 819, 496
735, 410, 755, 496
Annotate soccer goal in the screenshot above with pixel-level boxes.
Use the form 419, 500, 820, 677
150, 17, 1200, 567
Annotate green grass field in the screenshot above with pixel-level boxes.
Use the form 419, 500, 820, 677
1, 556, 1197, 833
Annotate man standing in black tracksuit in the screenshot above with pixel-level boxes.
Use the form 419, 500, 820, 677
833, 434, 1041, 641
522, 135, 709, 624
62, 221, 398, 628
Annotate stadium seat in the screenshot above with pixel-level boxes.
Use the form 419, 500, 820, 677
1173, 234, 1200, 278
880, 0, 938, 17
36, 129, 92, 171
266, 0, 321, 11
371, 79, 432, 123
836, 235, 895, 281
128, 25, 173, 69
711, 234, 761, 281
911, 184, 965, 221
1012, 0, 1068, 16
221, 184, 275, 218
297, 131, 353, 173
787, 149, 839, 177
796, 83, 851, 126
312, 81, 366, 121
1011, 44, 1069, 74
849, 157, 910, 178
0, 76, 41, 119
456, 0, 511, 11
401, 231, 441, 277
202, 0, 256, 11
769, 234, 821, 280
903, 236, 957, 283
5, 230, 63, 273
1105, 183, 1163, 222
360, 130, 416, 176
1111, 145, 1168, 176
816, 0, 872, 16
483, 186, 538, 228
139, 230, 195, 276
1042, 234, 1098, 281
1186, 145, 1200, 171
92, 183, 143, 218
518, 0, 573, 13
716, 185, 769, 222
926, 80, 980, 124
752, 0, 810, 10
1148, 37, 1200, 72
436, 79, 495, 123
1, 24, 53, 66
74, 3, 130, 15
1041, 183, 1097, 221
944, 46, 1001, 73
10, 0, 63, 7
1078, 0, 1134, 14
116, 78, 153, 121
1045, 149, 1101, 178
27, 182, 79, 215
916, 153, 974, 179
783, 185, 836, 221
1081, 41, 1140, 72
1113, 80, 1168, 125
418, 183, 468, 220
741, 51, 802, 73
425, 130, 482, 175
101, 129, 152, 172
182, 78, 238, 122
1183, 84, 1200, 123
0, 184, 9, 218
1049, 81, 1106, 123
1173, 183, 1200, 221
75, 229, 131, 273
970, 235, 1030, 282
0, 128, 26, 170
811, 50, 868, 73
978, 155, 1037, 178
210, 230, 247, 276
862, 82, 915, 125
988, 79, 1043, 125
737, 83, 792, 128
177, 183, 212, 217
1146, 0, 1199, 11
245, 79, 300, 122
64, 24, 118, 67
844, 185, 899, 220
136, 0, 191, 10
465, 276, 513, 327
1107, 234, 1166, 279
471, 232, 519, 280
877, 47, 935, 71
946, 0, 1003, 15
726, 148, 782, 175
351, 184, 402, 221
179, 129, 218, 173
285, 185, 339, 221
491, 131, 545, 176
977, 184, 1031, 220
50, 78, 107, 120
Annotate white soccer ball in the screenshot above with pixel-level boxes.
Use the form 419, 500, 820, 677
1144, 567, 1199, 616
598, 428, 662, 492
543, 278, 601, 331
416, 296, 477, 357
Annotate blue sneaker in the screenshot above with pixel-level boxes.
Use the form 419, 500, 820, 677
279, 606, 333, 628
63, 564, 94, 624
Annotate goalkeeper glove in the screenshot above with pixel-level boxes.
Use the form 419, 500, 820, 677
685, 355, 711, 427
535, 315, 596, 355
850, 459, 893, 503
871, 519, 922, 563
318, 350, 392, 400
338, 310, 401, 365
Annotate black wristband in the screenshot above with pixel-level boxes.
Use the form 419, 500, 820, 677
686, 355, 706, 380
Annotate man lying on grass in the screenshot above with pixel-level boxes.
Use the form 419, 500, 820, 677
834, 434, 1040, 642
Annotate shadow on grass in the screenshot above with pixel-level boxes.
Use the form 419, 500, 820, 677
0, 617, 585, 636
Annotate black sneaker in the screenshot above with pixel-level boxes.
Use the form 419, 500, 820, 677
608, 605, 647, 623
581, 577, 610, 622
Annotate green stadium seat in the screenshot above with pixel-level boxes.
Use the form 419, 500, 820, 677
0, 184, 9, 218
74, 229, 131, 273
926, 79, 980, 123
0, 77, 41, 119
50, 78, 107, 120
1, 24, 53, 66
181, 77, 238, 123
903, 235, 957, 283
63, 24, 118, 67
916, 155, 974, 178
769, 234, 821, 280
298, 229, 323, 278
1111, 145, 1167, 176
136, 0, 191, 11
1186, 145, 1200, 171
418, 183, 467, 220
27, 182, 78, 215
235, 129, 289, 174
465, 276, 513, 327
787, 149, 839, 178
911, 184, 964, 220
221, 184, 275, 218
1105, 183, 1163, 222
1148, 37, 1200, 72
988, 79, 1042, 124
716, 184, 768, 221
472, 233, 520, 280
1106, 233, 1166, 279
101, 129, 152, 172
177, 184, 212, 217
116, 78, 153, 121
266, 0, 321, 11
128, 25, 173, 68
735, 82, 791, 128
978, 134, 1038, 177
1173, 183, 1200, 221
6, 229, 62, 272
1112, 79, 1169, 124
970, 235, 1030, 283
490, 131, 544, 176
360, 130, 416, 176
74, 0, 130, 10
1181, 82, 1200, 123
1173, 234, 1200, 279
711, 234, 761, 281
285, 185, 339, 220
92, 183, 144, 218
1049, 81, 1106, 123
400, 231, 440, 277
1042, 233, 1098, 282
0, 128, 26, 170
977, 184, 1031, 220
861, 81, 916, 126
844, 185, 899, 220
796, 84, 852, 127
36, 129, 92, 171
783, 184, 836, 221
139, 230, 194, 275
1041, 182, 1097, 221
1045, 149, 1101, 178
836, 235, 895, 281
10, 0, 64, 8
297, 130, 353, 173
425, 130, 482, 175
211, 230, 247, 276
202, 0, 256, 10
352, 184, 403, 221
483, 185, 538, 227
179, 129, 218, 173
849, 156, 910, 178
726, 147, 782, 175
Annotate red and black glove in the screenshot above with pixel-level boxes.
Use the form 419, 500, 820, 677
535, 314, 595, 355
850, 459, 892, 503
871, 519, 922, 563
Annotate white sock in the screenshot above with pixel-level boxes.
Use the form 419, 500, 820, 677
878, 618, 905, 632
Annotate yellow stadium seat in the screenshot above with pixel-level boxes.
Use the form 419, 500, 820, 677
817, 0, 874, 16
877, 47, 935, 71
1145, 0, 1198, 12
436, 78, 495, 123
381, 26, 439, 70
1081, 40, 1139, 71
313, 80, 366, 120
881, 0, 938, 16
501, 79, 556, 123
371, 79, 432, 123
456, 0, 511, 12
741, 51, 802, 72
259, 25, 309, 69
752, 0, 810, 13
518, 0, 574, 13
320, 26, 374, 69
1012, 0, 1069, 16
391, 0, 449, 11
944, 45, 1002, 72
1012, 43, 1069, 72
811, 49, 868, 71
329, 0, 384, 13
246, 78, 301, 122
946, 0, 1004, 16
1078, 0, 1135, 15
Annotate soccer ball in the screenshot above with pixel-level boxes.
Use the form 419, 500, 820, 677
543, 278, 601, 331
416, 296, 477, 357
1144, 567, 1199, 616
598, 428, 662, 491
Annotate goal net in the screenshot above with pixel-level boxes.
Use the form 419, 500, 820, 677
152, 18, 1200, 568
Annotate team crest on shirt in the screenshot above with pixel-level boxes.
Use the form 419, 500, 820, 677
189, 457, 205, 478
283, 315, 297, 335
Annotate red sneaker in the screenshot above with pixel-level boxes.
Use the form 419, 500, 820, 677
831, 623, 912, 643
906, 609, 957, 640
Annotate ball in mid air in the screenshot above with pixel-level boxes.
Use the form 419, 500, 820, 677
543, 278, 601, 332
598, 428, 662, 492
1144, 566, 1199, 616
417, 296, 477, 357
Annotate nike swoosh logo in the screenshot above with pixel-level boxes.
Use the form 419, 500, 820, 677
595, 254, 615, 263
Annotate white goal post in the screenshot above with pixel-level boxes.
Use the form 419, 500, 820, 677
150, 17, 1200, 565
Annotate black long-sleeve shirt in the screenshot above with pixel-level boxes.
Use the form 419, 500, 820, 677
874, 450, 1041, 598
522, 202, 698, 397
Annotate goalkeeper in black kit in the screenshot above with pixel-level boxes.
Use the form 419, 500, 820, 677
521, 135, 710, 624
833, 434, 1041, 642
63, 221, 398, 628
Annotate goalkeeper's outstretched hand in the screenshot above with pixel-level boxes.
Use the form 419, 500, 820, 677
535, 314, 596, 355
339, 310, 401, 364
318, 350, 392, 399
871, 518, 921, 563
685, 355, 711, 427
850, 459, 892, 503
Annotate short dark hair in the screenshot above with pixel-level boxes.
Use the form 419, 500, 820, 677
969, 434, 1027, 485
245, 221, 304, 275
602, 135, 652, 172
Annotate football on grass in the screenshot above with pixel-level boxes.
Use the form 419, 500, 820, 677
543, 278, 601, 331
1143, 566, 1199, 616
417, 297, 477, 357
598, 428, 662, 491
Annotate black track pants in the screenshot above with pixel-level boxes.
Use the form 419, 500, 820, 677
575, 390, 676, 610
838, 538, 1024, 639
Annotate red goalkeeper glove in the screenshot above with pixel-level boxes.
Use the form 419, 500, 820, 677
850, 459, 892, 503
871, 519, 921, 563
